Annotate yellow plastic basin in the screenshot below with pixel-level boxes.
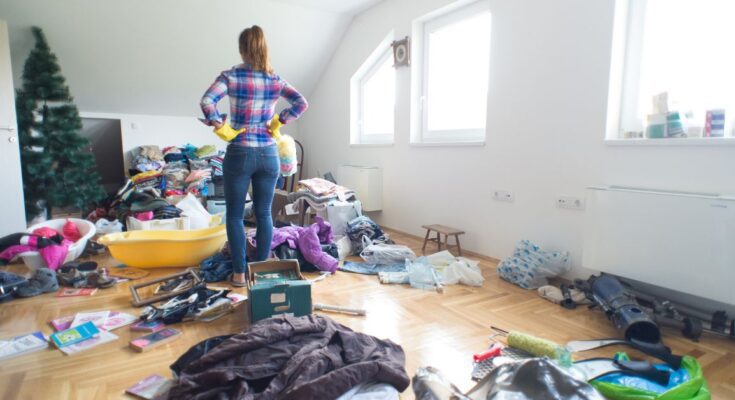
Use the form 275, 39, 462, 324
98, 225, 227, 268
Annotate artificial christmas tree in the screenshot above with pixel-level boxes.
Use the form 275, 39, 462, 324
15, 27, 105, 220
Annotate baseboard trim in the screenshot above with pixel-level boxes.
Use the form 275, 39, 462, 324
381, 226, 501, 264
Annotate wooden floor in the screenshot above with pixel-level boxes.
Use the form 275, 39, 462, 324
1, 229, 734, 399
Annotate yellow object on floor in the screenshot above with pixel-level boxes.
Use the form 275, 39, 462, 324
98, 225, 226, 268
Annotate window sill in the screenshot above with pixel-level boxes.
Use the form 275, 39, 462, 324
605, 137, 735, 146
409, 141, 486, 147
349, 143, 394, 148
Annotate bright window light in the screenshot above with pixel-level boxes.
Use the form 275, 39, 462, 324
426, 12, 491, 132
614, 0, 735, 139
361, 51, 395, 136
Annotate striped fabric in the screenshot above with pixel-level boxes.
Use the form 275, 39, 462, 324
200, 64, 308, 147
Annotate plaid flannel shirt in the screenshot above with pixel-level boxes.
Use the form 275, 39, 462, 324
200, 64, 308, 147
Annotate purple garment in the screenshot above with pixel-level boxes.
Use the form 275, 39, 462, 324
249, 217, 338, 273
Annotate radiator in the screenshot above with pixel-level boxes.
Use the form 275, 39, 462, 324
583, 186, 735, 305
337, 165, 382, 212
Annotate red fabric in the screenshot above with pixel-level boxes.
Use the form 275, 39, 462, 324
134, 211, 154, 221
62, 220, 82, 242
33, 226, 60, 238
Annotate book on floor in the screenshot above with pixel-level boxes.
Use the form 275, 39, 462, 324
55, 288, 98, 297
125, 374, 173, 400
51, 311, 137, 332
129, 328, 181, 352
50, 321, 100, 348
101, 312, 138, 331
0, 331, 48, 361
50, 315, 75, 332
130, 320, 165, 332
59, 330, 118, 356
71, 311, 110, 329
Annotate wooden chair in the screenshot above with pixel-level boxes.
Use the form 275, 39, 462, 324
421, 224, 465, 256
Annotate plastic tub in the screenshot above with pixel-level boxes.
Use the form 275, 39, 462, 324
20, 218, 96, 270
98, 224, 226, 268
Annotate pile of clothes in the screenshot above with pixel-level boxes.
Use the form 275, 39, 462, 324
288, 177, 361, 236
160, 314, 410, 400
248, 216, 339, 273
127, 144, 221, 199
140, 283, 234, 324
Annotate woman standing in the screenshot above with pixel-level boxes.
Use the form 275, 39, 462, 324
200, 25, 307, 286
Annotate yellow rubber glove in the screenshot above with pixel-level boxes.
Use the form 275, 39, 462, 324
213, 123, 245, 142
268, 115, 283, 139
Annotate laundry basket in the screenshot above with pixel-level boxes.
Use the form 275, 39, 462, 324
19, 218, 96, 270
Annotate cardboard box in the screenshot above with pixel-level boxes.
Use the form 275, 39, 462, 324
248, 260, 312, 322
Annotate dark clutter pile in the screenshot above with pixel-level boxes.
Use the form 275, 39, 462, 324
158, 314, 410, 400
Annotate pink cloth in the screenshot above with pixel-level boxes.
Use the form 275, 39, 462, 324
0, 240, 72, 270
134, 211, 154, 221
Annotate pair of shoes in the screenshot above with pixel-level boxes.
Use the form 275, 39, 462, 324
228, 274, 248, 288
57, 261, 98, 287
16, 268, 59, 297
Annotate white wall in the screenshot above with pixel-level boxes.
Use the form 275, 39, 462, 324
0, 0, 349, 116
299, 0, 735, 281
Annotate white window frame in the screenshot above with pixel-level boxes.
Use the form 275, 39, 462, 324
411, 0, 492, 145
606, 0, 735, 144
350, 33, 395, 145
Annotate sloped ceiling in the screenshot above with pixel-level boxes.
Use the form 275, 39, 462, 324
0, 0, 380, 116
269, 0, 384, 16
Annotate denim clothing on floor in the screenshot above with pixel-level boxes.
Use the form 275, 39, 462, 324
199, 252, 233, 282
224, 144, 280, 273
340, 261, 407, 275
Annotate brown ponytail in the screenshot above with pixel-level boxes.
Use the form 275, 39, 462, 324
239, 25, 273, 74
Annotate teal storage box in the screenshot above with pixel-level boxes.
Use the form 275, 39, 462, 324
247, 260, 312, 322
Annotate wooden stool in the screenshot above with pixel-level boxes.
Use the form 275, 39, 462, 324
421, 224, 465, 256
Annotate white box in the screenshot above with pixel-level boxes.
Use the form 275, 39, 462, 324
338, 165, 382, 212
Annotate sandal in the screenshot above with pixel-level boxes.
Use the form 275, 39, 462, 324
228, 274, 248, 288
85, 268, 116, 289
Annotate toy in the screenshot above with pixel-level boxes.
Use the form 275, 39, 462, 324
268, 115, 298, 177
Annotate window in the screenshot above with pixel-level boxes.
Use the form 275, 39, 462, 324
412, 0, 492, 144
351, 34, 395, 145
608, 0, 735, 140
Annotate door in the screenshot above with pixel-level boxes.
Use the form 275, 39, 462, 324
0, 20, 26, 235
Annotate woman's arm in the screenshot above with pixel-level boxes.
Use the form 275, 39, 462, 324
200, 74, 228, 126
277, 78, 309, 124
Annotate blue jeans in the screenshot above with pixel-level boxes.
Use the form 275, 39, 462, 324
223, 144, 280, 274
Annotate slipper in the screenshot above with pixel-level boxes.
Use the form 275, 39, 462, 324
57, 265, 85, 288
17, 268, 59, 297
229, 274, 248, 287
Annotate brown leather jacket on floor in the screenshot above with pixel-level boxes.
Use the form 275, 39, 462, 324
159, 314, 410, 400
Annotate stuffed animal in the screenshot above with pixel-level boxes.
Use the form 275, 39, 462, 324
268, 115, 298, 177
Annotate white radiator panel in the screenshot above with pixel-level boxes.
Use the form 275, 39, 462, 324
337, 165, 382, 212
583, 186, 735, 305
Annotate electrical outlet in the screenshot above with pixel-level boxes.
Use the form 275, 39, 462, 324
556, 196, 585, 210
493, 190, 515, 202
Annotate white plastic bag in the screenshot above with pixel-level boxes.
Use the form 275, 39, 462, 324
360, 237, 416, 264
326, 200, 362, 237
335, 236, 353, 261
176, 193, 212, 229
425, 250, 484, 286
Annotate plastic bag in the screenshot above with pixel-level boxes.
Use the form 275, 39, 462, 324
406, 257, 440, 291
591, 355, 710, 400
176, 193, 212, 229
497, 239, 570, 289
360, 237, 416, 264
426, 250, 484, 287
326, 200, 362, 237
